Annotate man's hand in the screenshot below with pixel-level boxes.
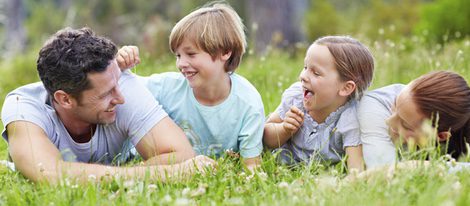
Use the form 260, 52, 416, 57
180, 155, 217, 175
282, 106, 304, 135
116, 45, 141, 70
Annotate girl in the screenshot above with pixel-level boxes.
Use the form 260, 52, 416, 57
263, 36, 374, 172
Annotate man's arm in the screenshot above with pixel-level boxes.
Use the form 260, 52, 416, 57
135, 116, 196, 165
7, 121, 214, 184
117, 71, 196, 165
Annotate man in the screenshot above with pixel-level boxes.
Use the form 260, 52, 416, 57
1, 27, 215, 184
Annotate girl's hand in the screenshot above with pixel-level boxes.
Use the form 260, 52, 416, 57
116, 45, 141, 71
282, 106, 304, 135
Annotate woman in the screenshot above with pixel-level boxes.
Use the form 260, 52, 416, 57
359, 71, 470, 169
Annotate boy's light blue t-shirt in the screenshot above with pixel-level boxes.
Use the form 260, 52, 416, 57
141, 72, 265, 158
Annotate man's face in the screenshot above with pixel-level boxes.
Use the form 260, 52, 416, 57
72, 59, 125, 125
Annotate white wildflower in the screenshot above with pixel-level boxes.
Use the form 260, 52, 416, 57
88, 174, 97, 181
278, 181, 289, 189
190, 184, 207, 197
378, 28, 384, 35
123, 180, 135, 188
181, 187, 191, 196
257, 172, 268, 180
162, 194, 172, 203
147, 184, 157, 192
175, 198, 191, 206
452, 181, 462, 191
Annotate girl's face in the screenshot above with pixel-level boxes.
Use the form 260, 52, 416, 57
299, 44, 349, 119
386, 85, 427, 145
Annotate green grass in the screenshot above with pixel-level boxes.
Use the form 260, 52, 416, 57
0, 36, 470, 205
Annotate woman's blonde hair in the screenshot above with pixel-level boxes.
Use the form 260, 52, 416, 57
169, 2, 246, 73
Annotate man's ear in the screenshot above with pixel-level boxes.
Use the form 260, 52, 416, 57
437, 131, 451, 142
339, 80, 356, 97
220, 51, 232, 61
53, 90, 75, 109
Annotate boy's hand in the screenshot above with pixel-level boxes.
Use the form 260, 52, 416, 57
117, 45, 141, 71
282, 106, 304, 135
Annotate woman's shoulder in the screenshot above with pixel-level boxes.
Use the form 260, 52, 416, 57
365, 84, 405, 100
336, 101, 360, 132
360, 84, 405, 109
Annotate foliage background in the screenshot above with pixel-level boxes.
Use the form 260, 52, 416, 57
0, 0, 469, 205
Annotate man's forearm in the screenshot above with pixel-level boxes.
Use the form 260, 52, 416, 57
143, 150, 196, 165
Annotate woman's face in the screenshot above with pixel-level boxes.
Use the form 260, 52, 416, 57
386, 84, 428, 145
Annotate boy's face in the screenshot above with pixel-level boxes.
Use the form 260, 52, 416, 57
174, 38, 228, 90
70, 59, 125, 125
299, 44, 347, 118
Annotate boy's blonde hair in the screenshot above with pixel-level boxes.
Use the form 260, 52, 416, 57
169, 2, 246, 73
314, 36, 374, 100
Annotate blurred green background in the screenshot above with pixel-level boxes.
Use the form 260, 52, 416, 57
0, 0, 469, 158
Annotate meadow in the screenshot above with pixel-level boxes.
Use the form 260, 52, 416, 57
0, 34, 469, 205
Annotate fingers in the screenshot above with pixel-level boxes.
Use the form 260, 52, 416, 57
117, 45, 141, 70
283, 106, 304, 132
289, 106, 304, 119
182, 155, 217, 175
194, 155, 217, 169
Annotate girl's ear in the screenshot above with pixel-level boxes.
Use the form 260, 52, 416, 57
220, 51, 232, 61
339, 80, 356, 97
437, 131, 451, 142
53, 90, 75, 109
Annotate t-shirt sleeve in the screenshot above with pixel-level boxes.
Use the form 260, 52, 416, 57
337, 104, 361, 149
117, 71, 168, 146
144, 73, 168, 102
358, 95, 397, 169
1, 93, 53, 142
276, 82, 303, 120
238, 105, 265, 158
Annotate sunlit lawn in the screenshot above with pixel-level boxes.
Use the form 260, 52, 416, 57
0, 36, 469, 205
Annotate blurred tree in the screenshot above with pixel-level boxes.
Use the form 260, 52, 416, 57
362, 0, 421, 40
2, 0, 26, 58
416, 0, 470, 43
304, 0, 341, 42
245, 0, 307, 54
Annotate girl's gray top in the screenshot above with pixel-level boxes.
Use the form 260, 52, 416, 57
274, 82, 361, 165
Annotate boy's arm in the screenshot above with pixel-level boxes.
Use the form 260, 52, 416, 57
7, 121, 214, 184
263, 107, 303, 149
345, 145, 364, 173
117, 46, 141, 70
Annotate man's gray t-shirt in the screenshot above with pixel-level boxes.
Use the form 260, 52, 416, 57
1, 71, 167, 164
